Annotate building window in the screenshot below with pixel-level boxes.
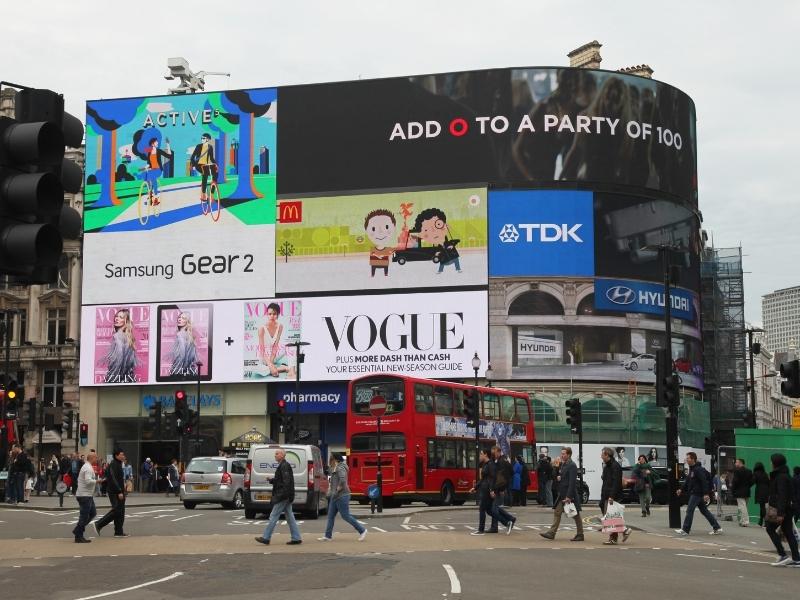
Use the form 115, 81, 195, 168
43, 369, 64, 407
47, 308, 67, 345
15, 310, 27, 345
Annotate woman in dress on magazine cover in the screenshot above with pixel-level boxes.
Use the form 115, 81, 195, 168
257, 303, 295, 379
168, 312, 199, 376
102, 308, 137, 383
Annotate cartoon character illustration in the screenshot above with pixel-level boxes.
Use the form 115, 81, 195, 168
102, 309, 138, 383
168, 312, 199, 376
364, 209, 397, 277
491, 421, 513, 457
407, 207, 462, 273
397, 202, 415, 249
143, 137, 170, 206
257, 302, 296, 379
190, 133, 217, 205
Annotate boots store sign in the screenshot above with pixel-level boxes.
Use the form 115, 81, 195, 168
300, 291, 488, 381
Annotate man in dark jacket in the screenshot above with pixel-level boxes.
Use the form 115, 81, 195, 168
541, 447, 584, 541
536, 455, 553, 507
765, 453, 799, 566
95, 448, 128, 537
490, 447, 517, 534
731, 458, 753, 527
255, 448, 302, 545
675, 452, 722, 536
600, 447, 631, 544
469, 449, 497, 535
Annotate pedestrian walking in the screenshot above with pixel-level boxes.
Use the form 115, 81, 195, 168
600, 447, 631, 545
255, 448, 302, 546
793, 466, 800, 525
490, 446, 517, 534
633, 454, 655, 517
318, 453, 367, 541
73, 451, 98, 543
69, 453, 80, 495
47, 454, 59, 496
764, 453, 800, 567
753, 462, 770, 526
140, 458, 152, 493
675, 452, 723, 536
469, 449, 497, 535
122, 460, 133, 495
518, 456, 530, 506
166, 458, 180, 497
511, 456, 523, 506
731, 458, 753, 527
536, 453, 553, 507
540, 447, 584, 542
95, 448, 129, 537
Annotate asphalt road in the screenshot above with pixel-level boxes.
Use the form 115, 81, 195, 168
0, 505, 795, 599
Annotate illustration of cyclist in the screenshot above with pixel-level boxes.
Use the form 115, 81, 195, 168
190, 133, 217, 206
144, 137, 170, 206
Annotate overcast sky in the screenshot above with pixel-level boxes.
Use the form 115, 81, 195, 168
2, 0, 797, 323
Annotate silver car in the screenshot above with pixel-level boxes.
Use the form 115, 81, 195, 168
623, 353, 656, 371
180, 456, 247, 510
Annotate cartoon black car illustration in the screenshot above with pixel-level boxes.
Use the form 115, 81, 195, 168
392, 239, 460, 266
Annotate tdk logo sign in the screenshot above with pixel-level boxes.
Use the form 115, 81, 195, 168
489, 190, 595, 277
498, 223, 583, 244
605, 285, 636, 305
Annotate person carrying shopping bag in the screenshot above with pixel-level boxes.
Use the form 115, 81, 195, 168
600, 447, 631, 545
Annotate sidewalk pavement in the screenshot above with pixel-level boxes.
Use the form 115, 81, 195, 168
2, 492, 474, 518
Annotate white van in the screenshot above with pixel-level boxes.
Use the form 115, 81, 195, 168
243, 444, 329, 520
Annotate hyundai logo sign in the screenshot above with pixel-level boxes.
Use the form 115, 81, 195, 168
606, 285, 636, 305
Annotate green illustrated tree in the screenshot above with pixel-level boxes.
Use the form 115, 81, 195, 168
279, 241, 295, 263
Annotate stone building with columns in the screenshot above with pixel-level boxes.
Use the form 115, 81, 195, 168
0, 88, 83, 460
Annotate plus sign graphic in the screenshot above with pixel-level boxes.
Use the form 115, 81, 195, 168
224, 337, 234, 346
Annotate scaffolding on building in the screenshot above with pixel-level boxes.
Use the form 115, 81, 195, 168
701, 246, 747, 446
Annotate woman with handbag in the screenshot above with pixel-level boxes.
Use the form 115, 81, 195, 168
764, 453, 800, 567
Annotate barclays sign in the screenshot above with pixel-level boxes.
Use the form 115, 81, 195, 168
142, 392, 222, 411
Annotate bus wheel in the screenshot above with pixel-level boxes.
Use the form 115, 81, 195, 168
440, 481, 455, 506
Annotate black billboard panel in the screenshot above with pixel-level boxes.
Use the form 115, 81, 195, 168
278, 67, 697, 204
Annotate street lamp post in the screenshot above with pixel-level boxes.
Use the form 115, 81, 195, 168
289, 341, 310, 443
471, 353, 481, 502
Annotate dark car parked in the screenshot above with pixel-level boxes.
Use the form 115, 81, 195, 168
392, 246, 440, 265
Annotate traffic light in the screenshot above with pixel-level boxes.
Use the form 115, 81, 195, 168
704, 435, 719, 456
174, 390, 188, 435
5, 379, 17, 402
164, 411, 177, 438
277, 398, 287, 430
0, 86, 82, 283
565, 398, 582, 434
780, 360, 800, 398
4, 398, 17, 420
79, 422, 88, 446
463, 390, 478, 428
148, 401, 162, 438
183, 409, 198, 436
62, 409, 73, 438
656, 349, 681, 407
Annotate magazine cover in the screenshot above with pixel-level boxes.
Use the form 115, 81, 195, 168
156, 303, 213, 381
243, 300, 302, 380
93, 305, 150, 384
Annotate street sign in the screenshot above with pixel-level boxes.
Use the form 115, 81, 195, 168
369, 395, 387, 417
792, 406, 800, 429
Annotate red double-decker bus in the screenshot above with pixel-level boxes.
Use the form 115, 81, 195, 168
346, 373, 537, 506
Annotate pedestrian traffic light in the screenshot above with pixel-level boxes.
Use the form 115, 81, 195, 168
780, 359, 800, 398
62, 409, 73, 438
656, 349, 681, 407
79, 422, 88, 446
277, 398, 287, 430
565, 398, 582, 434
463, 390, 478, 428
0, 86, 82, 283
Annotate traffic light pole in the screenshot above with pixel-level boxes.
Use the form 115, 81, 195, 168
75, 411, 79, 454
0, 313, 10, 467
662, 247, 681, 529
196, 362, 202, 447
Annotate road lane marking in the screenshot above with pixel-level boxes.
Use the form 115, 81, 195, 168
675, 554, 771, 564
442, 564, 461, 594
371, 527, 387, 532
129, 509, 179, 516
171, 514, 202, 522
403, 516, 411, 525
73, 571, 184, 600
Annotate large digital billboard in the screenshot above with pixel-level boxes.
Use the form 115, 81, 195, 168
79, 291, 488, 385
83, 89, 278, 304
279, 68, 696, 204
487, 189, 703, 390
275, 186, 487, 293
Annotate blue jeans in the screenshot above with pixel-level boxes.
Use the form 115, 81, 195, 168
324, 494, 365, 538
144, 168, 162, 195
682, 494, 721, 533
262, 498, 301, 542
437, 257, 461, 273
73, 496, 97, 540
492, 493, 514, 527
478, 489, 497, 532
